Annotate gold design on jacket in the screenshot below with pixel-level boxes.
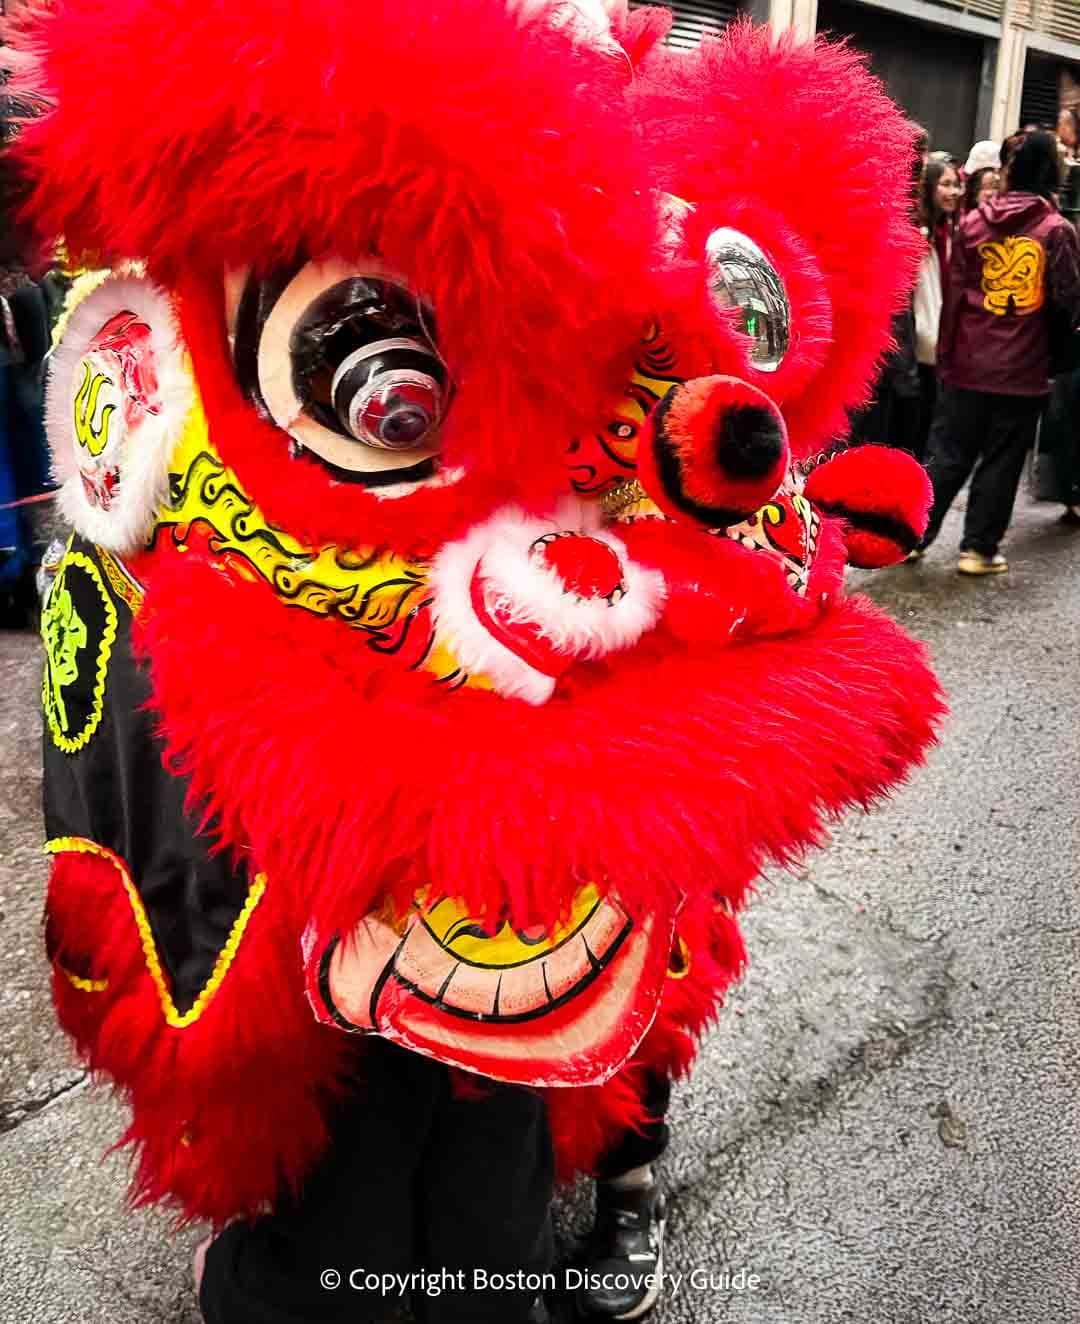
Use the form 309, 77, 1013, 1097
978, 236, 1046, 317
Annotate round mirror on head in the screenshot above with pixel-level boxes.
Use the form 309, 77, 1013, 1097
706, 228, 790, 373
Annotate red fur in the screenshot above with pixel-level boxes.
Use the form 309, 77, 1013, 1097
9, 0, 655, 527
620, 512, 850, 643
13, 0, 946, 1218
136, 546, 943, 936
544, 1067, 651, 1182
629, 23, 923, 456
45, 841, 352, 1225
803, 444, 933, 567
617, 4, 673, 68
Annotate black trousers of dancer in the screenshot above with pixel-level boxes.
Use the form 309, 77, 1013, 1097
594, 1072, 672, 1182
921, 386, 1046, 557
200, 1040, 554, 1324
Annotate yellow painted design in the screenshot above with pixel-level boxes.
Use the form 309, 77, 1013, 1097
95, 546, 144, 614
42, 549, 118, 753
60, 964, 109, 993
73, 359, 116, 456
979, 236, 1046, 316
579, 323, 684, 506
622, 323, 683, 432
158, 409, 479, 687
44, 836, 267, 1030
423, 883, 604, 970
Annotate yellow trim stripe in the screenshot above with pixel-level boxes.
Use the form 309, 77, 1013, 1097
45, 836, 266, 1029
95, 545, 145, 614
60, 964, 109, 993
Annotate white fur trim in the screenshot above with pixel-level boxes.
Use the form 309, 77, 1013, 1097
430, 506, 666, 704
482, 527, 664, 656
429, 521, 557, 706
46, 274, 193, 555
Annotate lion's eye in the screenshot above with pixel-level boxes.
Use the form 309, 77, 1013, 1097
706, 228, 790, 373
230, 258, 448, 486
291, 279, 446, 450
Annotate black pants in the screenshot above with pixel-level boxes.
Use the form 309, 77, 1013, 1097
594, 1072, 671, 1183
848, 385, 921, 456
922, 386, 1046, 557
913, 363, 938, 466
200, 1042, 554, 1324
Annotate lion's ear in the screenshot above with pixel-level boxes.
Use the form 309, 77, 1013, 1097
802, 445, 933, 568
47, 271, 194, 555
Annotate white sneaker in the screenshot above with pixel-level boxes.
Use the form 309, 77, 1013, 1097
957, 551, 1007, 576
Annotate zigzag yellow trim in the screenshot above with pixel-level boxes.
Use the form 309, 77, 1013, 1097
42, 549, 119, 754
44, 836, 267, 1029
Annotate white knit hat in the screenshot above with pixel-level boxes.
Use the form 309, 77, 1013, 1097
964, 141, 1001, 174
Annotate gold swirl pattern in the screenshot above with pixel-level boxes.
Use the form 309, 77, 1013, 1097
157, 410, 477, 687
978, 236, 1046, 317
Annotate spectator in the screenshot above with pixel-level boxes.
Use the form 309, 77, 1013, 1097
915, 130, 1080, 574
0, 105, 56, 622
964, 140, 1001, 177
0, 234, 53, 623
964, 166, 1000, 213
1036, 359, 1080, 524
848, 124, 926, 453
1057, 106, 1080, 165
912, 159, 962, 461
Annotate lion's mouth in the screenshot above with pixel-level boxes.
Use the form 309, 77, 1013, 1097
305, 885, 682, 1087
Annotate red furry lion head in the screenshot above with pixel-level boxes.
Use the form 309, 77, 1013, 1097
14, 0, 943, 1219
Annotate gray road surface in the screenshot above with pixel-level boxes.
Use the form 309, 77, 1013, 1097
1, 492, 1078, 1323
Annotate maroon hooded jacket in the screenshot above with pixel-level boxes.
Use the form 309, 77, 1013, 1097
938, 193, 1080, 396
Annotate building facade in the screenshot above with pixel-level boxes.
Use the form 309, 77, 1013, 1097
635, 0, 1080, 158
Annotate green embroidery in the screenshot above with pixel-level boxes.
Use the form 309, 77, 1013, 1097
42, 549, 118, 753
42, 582, 88, 734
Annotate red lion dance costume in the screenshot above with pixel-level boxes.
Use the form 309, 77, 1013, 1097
9, 0, 944, 1319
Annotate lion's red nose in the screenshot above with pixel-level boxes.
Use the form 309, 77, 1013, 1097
531, 532, 625, 601
637, 374, 788, 528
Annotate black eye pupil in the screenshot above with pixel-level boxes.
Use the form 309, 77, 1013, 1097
381, 402, 431, 444
287, 276, 447, 447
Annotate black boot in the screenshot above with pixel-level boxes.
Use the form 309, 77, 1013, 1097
575, 1181, 667, 1320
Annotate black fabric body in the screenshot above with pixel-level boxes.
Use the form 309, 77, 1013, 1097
42, 534, 250, 1014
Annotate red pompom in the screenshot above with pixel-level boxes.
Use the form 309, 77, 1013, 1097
539, 534, 624, 599
803, 445, 932, 568
637, 374, 789, 528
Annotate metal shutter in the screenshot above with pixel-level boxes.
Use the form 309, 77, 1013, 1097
630, 0, 745, 50
921, 0, 1003, 18
1020, 53, 1061, 130
1017, 0, 1080, 47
